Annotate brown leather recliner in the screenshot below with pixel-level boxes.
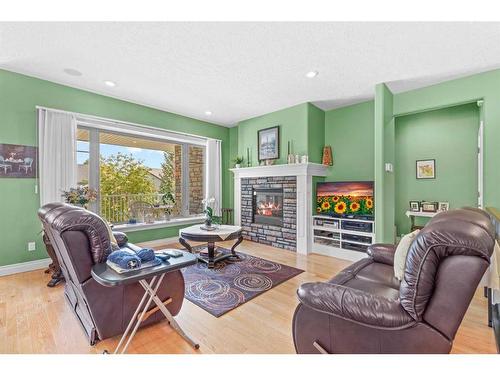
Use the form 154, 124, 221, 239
38, 202, 185, 345
293, 208, 495, 353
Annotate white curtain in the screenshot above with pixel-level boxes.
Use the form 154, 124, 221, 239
38, 109, 77, 206
205, 139, 222, 216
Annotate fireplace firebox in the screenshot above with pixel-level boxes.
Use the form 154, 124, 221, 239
253, 188, 284, 226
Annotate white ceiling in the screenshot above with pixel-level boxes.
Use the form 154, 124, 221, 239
1, 22, 500, 127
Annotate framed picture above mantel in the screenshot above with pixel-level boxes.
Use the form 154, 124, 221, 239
258, 126, 280, 161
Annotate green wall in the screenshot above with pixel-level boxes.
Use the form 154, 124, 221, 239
0, 69, 231, 267
374, 84, 394, 242
237, 103, 309, 166
393, 69, 500, 210
394, 103, 479, 235
228, 126, 239, 221
236, 103, 326, 166
307, 103, 326, 164
324, 100, 374, 181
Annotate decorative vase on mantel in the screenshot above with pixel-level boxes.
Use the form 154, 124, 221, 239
322, 146, 333, 166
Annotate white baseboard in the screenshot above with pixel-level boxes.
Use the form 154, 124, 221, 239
0, 258, 52, 277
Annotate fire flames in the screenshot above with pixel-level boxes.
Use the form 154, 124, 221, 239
257, 201, 281, 216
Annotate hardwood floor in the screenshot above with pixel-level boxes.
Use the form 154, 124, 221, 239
0, 239, 496, 354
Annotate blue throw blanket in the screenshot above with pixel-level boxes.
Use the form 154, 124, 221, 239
107, 249, 141, 269
136, 248, 156, 262
107, 248, 160, 270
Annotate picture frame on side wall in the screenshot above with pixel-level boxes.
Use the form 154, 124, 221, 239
0, 143, 37, 178
416, 159, 436, 179
258, 126, 280, 161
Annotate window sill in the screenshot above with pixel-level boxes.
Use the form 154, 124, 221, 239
113, 215, 205, 233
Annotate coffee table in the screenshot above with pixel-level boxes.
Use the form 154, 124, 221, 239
179, 224, 243, 268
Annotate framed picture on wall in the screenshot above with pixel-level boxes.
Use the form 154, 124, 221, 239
416, 159, 435, 179
258, 126, 280, 161
0, 143, 37, 178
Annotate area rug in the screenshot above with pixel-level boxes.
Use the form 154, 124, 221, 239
180, 246, 304, 317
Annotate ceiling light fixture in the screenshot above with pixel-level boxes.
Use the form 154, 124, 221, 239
63, 68, 82, 77
104, 80, 116, 87
205, 111, 213, 116
306, 70, 319, 78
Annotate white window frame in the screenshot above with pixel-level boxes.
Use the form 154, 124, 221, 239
75, 121, 208, 231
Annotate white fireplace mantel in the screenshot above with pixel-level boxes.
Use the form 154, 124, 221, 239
230, 163, 329, 254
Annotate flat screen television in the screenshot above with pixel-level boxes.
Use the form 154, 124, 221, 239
316, 181, 374, 219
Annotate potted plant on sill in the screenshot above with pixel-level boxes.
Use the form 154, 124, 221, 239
233, 156, 244, 168
61, 186, 97, 209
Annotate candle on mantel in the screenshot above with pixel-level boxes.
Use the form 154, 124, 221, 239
287, 141, 290, 155
246, 147, 250, 167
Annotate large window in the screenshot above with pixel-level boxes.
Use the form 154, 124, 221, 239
76, 127, 206, 226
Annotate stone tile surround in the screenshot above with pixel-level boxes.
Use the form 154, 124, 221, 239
241, 176, 297, 251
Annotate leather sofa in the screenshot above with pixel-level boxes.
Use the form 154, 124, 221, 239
38, 202, 185, 345
293, 208, 495, 353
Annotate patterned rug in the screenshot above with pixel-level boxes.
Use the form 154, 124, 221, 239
180, 246, 304, 317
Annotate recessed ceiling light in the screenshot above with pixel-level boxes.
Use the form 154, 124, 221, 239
205, 111, 212, 116
63, 68, 82, 77
104, 80, 116, 87
306, 71, 319, 78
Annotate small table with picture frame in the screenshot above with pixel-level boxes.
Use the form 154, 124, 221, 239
405, 210, 438, 231
406, 201, 448, 231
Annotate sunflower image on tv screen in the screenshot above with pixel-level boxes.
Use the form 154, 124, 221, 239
316, 181, 374, 217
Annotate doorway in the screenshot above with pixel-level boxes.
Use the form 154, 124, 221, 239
394, 102, 480, 235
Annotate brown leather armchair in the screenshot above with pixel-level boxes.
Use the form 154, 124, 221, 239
38, 202, 185, 345
293, 208, 495, 353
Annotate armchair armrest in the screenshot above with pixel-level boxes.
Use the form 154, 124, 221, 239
112, 231, 128, 247
367, 243, 396, 266
297, 282, 414, 329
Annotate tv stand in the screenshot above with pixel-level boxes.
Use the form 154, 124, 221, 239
312, 215, 374, 261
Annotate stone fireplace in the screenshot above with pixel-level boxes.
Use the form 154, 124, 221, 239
231, 163, 328, 254
241, 177, 296, 250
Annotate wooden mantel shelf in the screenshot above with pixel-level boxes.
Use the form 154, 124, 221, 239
229, 162, 329, 178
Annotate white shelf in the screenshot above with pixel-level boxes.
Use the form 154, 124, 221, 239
313, 215, 375, 224
341, 239, 371, 247
313, 234, 340, 241
312, 236, 371, 247
313, 226, 375, 237
312, 243, 367, 262
312, 214, 375, 261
